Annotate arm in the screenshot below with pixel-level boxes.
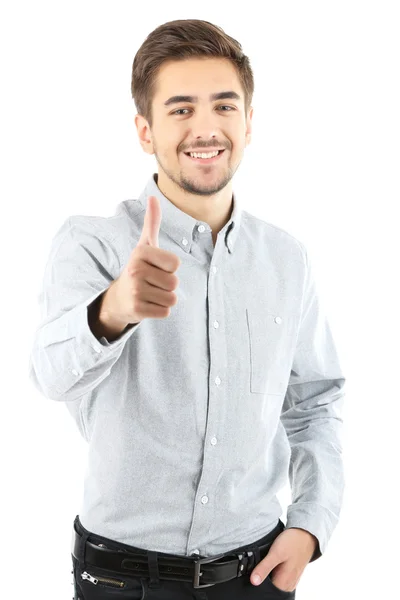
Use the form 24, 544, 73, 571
87, 283, 136, 342
28, 217, 141, 402
282, 243, 346, 563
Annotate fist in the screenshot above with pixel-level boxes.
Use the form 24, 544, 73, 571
111, 195, 181, 325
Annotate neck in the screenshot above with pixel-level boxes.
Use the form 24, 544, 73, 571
155, 171, 233, 236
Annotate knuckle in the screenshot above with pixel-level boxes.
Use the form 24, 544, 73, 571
128, 263, 141, 277
170, 274, 179, 289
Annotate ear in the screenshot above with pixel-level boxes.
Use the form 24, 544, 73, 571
245, 106, 253, 147
135, 114, 154, 155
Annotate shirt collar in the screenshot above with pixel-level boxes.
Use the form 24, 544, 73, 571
137, 173, 242, 254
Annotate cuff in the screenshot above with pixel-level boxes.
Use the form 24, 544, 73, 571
285, 502, 337, 563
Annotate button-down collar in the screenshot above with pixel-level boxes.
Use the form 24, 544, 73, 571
137, 173, 242, 254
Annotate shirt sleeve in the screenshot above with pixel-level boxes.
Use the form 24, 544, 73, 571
282, 242, 346, 563
28, 217, 141, 402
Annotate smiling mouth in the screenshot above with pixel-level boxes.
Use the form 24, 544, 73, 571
183, 149, 226, 164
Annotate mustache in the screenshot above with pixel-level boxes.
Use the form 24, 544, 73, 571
183, 145, 227, 152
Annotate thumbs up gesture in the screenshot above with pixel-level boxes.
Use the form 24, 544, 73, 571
106, 196, 181, 326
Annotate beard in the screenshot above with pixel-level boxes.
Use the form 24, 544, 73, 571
154, 150, 241, 196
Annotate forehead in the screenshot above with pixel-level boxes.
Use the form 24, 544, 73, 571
153, 57, 243, 101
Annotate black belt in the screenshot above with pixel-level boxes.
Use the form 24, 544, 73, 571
72, 522, 283, 589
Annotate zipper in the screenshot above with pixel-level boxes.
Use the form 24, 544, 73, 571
81, 570, 126, 588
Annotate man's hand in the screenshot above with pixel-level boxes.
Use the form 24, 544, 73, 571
103, 195, 181, 327
250, 527, 318, 592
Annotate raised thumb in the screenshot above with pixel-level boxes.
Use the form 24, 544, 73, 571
137, 195, 161, 248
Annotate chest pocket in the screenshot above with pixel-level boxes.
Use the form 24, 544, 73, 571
246, 308, 297, 395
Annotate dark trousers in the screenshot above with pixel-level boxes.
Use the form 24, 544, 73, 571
71, 515, 296, 599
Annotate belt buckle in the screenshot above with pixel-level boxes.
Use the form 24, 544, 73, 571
192, 552, 226, 589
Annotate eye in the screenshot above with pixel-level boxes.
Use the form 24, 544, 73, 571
172, 108, 190, 115
171, 105, 235, 115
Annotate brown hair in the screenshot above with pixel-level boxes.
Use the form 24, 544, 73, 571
131, 19, 254, 128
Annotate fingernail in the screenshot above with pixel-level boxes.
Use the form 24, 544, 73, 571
252, 574, 261, 585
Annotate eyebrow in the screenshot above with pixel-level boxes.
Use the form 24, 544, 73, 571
163, 91, 241, 107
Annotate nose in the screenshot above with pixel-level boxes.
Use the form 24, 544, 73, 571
189, 109, 221, 142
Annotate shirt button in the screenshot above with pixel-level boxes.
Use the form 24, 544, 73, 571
215, 376, 221, 386
93, 346, 102, 353
201, 495, 209, 504
211, 437, 217, 445
182, 238, 188, 246
274, 316, 282, 324
71, 369, 79, 376
192, 549, 200, 556
212, 266, 217, 274
198, 225, 205, 232
213, 320, 219, 329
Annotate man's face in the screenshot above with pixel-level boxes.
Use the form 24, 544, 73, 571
136, 57, 253, 197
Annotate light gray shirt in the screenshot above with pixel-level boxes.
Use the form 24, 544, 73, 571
29, 173, 345, 562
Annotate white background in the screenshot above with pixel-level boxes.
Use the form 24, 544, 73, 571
1, 2, 399, 598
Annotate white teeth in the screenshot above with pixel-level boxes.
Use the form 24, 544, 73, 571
189, 150, 220, 159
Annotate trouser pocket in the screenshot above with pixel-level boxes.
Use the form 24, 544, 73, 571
264, 572, 296, 597
71, 554, 146, 599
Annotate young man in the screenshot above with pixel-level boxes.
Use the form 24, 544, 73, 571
29, 19, 345, 599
